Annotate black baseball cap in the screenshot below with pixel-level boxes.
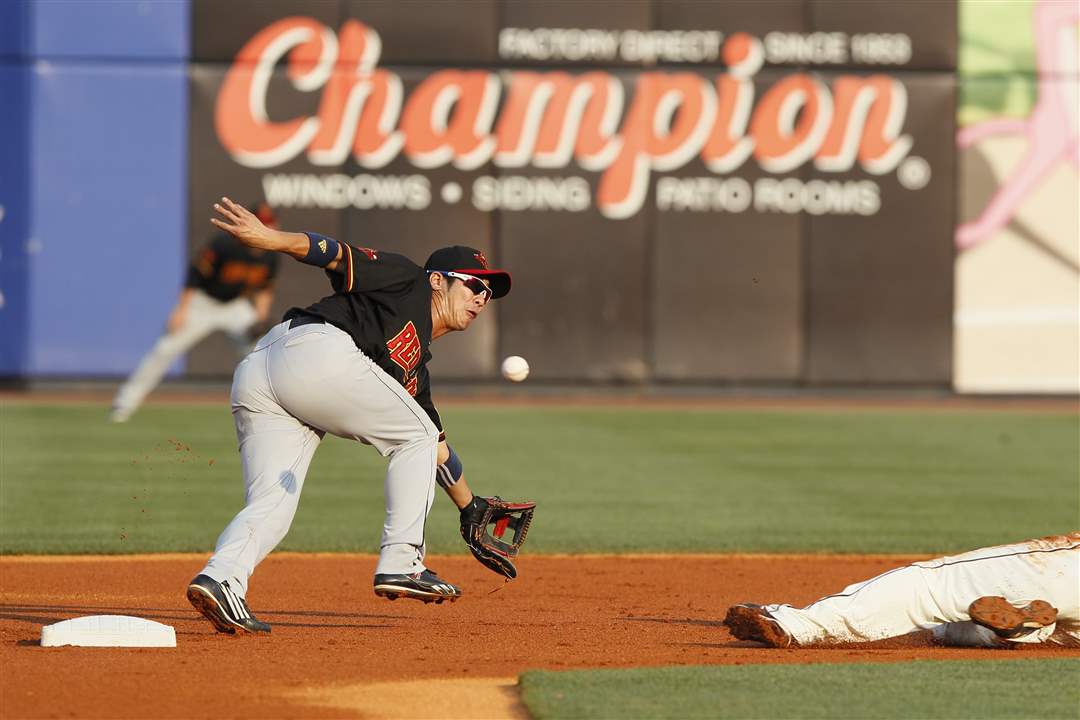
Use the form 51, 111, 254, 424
425, 246, 511, 299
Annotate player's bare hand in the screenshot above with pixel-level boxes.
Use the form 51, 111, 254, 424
211, 197, 279, 251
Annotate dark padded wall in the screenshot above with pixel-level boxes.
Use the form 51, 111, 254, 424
187, 0, 957, 385
805, 75, 955, 384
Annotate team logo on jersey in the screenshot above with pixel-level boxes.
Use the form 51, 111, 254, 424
387, 321, 421, 375
358, 247, 379, 261
221, 262, 270, 287
473, 251, 489, 269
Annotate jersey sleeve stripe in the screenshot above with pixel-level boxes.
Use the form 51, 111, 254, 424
344, 244, 355, 292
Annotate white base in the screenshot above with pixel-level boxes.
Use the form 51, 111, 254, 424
41, 615, 176, 648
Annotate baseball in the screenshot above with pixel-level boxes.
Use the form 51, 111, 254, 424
501, 355, 530, 382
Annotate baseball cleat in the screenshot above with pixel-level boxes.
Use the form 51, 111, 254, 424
108, 407, 132, 423
186, 574, 271, 634
373, 569, 462, 604
968, 596, 1058, 639
723, 603, 794, 648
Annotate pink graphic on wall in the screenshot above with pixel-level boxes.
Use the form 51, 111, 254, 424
955, 0, 1079, 250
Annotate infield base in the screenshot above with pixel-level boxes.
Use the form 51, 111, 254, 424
40, 615, 176, 647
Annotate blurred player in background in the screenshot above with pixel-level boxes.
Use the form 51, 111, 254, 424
724, 532, 1079, 648
109, 202, 280, 423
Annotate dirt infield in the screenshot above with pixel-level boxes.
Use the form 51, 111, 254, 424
2, 554, 1077, 719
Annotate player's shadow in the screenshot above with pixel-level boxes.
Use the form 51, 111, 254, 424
623, 616, 727, 628
677, 641, 739, 649
0, 604, 192, 626
0, 602, 402, 631
261, 608, 403, 630
625, 615, 758, 649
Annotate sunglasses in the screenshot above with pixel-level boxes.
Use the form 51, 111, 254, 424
439, 271, 492, 300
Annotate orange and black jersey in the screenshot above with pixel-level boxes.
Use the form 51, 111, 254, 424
186, 233, 280, 302
282, 245, 443, 434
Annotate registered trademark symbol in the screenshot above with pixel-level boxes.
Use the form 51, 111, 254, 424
897, 156, 930, 190
441, 182, 462, 204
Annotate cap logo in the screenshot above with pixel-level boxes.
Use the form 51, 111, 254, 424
473, 251, 489, 269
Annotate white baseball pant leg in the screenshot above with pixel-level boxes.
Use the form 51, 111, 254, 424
112, 291, 256, 417
766, 536, 1080, 645
200, 321, 439, 596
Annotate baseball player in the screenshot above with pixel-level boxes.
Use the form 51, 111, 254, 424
185, 197, 527, 635
725, 532, 1080, 648
109, 203, 281, 423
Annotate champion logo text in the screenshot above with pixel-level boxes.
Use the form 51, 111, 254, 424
215, 19, 917, 219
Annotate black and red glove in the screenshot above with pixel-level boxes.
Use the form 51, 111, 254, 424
459, 495, 536, 579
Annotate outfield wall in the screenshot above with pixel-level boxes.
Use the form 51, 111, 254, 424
953, 0, 1079, 393
1, 0, 1075, 392
0, 0, 189, 376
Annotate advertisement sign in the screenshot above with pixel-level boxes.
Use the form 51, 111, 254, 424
188, 0, 956, 383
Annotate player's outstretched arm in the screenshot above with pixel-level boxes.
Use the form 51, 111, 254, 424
211, 196, 343, 271
437, 441, 474, 509
435, 441, 536, 579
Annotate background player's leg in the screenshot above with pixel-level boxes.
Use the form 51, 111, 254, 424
266, 323, 440, 576
111, 291, 220, 421
221, 296, 259, 355
198, 326, 323, 596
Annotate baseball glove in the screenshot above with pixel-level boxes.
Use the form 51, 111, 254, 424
460, 495, 536, 579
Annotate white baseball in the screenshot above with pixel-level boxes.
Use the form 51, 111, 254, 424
501, 355, 530, 382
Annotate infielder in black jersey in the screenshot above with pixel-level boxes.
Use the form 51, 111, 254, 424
185, 197, 513, 634
110, 203, 280, 423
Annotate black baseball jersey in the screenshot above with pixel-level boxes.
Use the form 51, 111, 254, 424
282, 245, 443, 434
186, 233, 280, 302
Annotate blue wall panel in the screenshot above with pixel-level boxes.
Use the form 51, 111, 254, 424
0, 64, 32, 374
27, 61, 188, 374
31, 0, 189, 60
1, 0, 192, 376
0, 1, 30, 58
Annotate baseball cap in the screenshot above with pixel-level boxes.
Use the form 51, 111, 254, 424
425, 246, 511, 299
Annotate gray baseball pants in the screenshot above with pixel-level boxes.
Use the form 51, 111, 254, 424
199, 320, 439, 597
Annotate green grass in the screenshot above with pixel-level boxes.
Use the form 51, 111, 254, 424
520, 659, 1080, 719
0, 402, 1076, 554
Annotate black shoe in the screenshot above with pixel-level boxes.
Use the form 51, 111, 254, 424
186, 574, 271, 634
373, 569, 462, 604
